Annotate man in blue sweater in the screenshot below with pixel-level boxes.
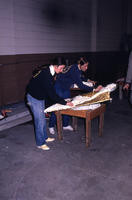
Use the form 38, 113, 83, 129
26, 58, 73, 150
49, 57, 102, 134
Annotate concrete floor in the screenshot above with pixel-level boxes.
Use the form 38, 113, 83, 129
0, 91, 132, 200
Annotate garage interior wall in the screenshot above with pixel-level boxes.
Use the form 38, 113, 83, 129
0, 0, 131, 105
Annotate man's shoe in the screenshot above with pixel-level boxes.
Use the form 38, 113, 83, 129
37, 144, 50, 150
49, 127, 55, 134
46, 137, 55, 143
63, 125, 73, 131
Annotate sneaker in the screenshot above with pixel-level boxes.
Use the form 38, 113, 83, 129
63, 125, 73, 131
49, 127, 55, 135
37, 144, 50, 150
46, 137, 55, 143
0, 114, 4, 120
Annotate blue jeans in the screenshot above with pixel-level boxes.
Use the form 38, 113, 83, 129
27, 94, 48, 146
49, 84, 70, 128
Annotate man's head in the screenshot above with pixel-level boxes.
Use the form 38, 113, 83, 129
51, 57, 66, 74
78, 57, 89, 72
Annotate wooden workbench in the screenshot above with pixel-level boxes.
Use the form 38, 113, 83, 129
55, 104, 106, 147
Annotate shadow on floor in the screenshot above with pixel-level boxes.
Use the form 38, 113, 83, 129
0, 92, 132, 200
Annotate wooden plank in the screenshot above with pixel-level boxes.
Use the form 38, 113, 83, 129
0, 111, 32, 131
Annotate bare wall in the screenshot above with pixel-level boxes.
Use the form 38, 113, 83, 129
1, 0, 131, 55
0, 0, 131, 105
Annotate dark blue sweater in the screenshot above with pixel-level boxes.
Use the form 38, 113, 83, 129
55, 64, 93, 92
26, 68, 66, 105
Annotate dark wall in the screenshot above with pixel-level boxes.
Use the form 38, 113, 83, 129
88, 51, 129, 85
0, 51, 129, 106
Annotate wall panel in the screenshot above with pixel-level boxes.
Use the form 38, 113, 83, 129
0, 51, 129, 106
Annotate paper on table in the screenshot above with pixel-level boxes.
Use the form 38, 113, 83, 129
44, 83, 116, 113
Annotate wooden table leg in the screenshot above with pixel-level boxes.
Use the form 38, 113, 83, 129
56, 111, 63, 140
72, 116, 77, 132
86, 112, 91, 147
99, 112, 104, 137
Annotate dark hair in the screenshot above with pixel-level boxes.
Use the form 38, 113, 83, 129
78, 57, 88, 66
51, 57, 66, 66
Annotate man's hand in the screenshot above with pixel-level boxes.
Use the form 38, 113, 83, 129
123, 83, 129, 90
66, 102, 74, 106
94, 85, 103, 92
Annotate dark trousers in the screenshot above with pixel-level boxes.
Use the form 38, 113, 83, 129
49, 85, 71, 128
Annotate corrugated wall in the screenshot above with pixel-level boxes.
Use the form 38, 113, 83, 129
97, 0, 124, 51
0, 0, 93, 55
1, 0, 131, 55
127, 0, 132, 33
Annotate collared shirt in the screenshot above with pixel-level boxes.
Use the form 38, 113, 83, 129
49, 65, 55, 76
55, 64, 93, 92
